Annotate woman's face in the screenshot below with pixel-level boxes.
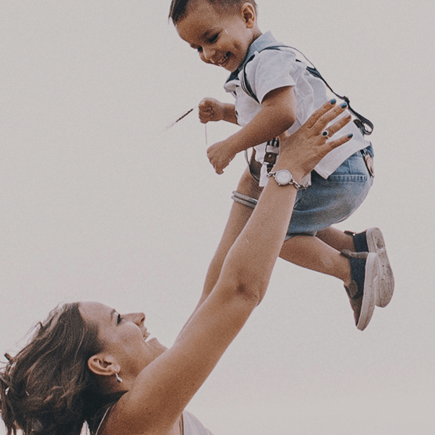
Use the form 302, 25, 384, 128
79, 302, 167, 379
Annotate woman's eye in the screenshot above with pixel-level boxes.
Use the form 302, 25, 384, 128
117, 314, 124, 324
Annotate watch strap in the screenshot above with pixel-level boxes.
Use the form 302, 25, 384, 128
267, 170, 309, 191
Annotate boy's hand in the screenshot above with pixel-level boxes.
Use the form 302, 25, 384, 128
199, 98, 225, 124
207, 139, 237, 174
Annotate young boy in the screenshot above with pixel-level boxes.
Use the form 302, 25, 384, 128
169, 0, 394, 330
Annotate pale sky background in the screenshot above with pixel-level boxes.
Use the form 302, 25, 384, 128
1, 1, 434, 434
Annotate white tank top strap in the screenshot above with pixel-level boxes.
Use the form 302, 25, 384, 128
183, 411, 214, 435
93, 407, 212, 435
94, 405, 112, 435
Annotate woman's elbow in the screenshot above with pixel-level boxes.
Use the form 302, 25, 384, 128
232, 275, 269, 306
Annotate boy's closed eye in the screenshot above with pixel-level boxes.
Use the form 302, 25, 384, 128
194, 33, 219, 53
208, 34, 218, 43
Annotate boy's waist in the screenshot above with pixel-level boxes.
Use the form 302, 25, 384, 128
253, 133, 371, 185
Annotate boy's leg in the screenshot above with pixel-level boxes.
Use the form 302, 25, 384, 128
279, 235, 352, 284
317, 227, 394, 307
316, 227, 355, 252
279, 235, 378, 330
198, 168, 260, 306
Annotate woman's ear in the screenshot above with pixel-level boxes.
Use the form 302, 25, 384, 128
87, 353, 119, 378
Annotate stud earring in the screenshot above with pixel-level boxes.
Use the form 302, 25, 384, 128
115, 372, 123, 383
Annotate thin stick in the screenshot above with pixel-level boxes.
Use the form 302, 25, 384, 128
161, 107, 195, 133
174, 108, 194, 124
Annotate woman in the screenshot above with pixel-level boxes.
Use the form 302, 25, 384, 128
0, 101, 352, 435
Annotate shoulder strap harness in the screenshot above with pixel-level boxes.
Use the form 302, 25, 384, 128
240, 44, 374, 136
241, 45, 374, 181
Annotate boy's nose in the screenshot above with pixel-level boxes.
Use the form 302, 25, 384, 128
201, 46, 215, 63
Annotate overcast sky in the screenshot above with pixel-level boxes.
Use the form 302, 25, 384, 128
1, 1, 434, 434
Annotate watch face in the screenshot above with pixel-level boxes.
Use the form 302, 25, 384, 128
276, 170, 292, 185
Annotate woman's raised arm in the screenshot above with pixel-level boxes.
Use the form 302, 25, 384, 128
104, 101, 352, 434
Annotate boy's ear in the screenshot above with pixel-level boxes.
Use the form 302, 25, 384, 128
241, 3, 256, 27
87, 353, 119, 378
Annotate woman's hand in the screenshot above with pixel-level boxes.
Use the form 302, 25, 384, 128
277, 100, 353, 181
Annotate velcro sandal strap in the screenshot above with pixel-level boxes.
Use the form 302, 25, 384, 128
344, 281, 361, 300
341, 249, 367, 300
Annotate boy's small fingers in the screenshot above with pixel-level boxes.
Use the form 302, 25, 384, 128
199, 107, 211, 115
199, 103, 212, 112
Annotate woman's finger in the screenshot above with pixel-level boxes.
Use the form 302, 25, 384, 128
324, 131, 354, 153
303, 99, 338, 129
314, 102, 349, 131
323, 114, 352, 138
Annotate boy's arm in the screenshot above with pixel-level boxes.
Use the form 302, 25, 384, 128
221, 102, 238, 124
199, 98, 238, 125
207, 86, 296, 174
232, 86, 297, 151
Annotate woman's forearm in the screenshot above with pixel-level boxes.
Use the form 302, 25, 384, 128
217, 173, 297, 303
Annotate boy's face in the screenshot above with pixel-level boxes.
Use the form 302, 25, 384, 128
175, 1, 259, 72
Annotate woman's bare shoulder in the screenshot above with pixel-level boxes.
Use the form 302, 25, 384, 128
99, 403, 183, 435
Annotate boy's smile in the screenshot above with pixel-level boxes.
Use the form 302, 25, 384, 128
175, 2, 261, 72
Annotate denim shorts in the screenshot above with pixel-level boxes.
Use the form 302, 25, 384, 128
286, 145, 374, 239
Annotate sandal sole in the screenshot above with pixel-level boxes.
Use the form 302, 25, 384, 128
366, 227, 394, 308
357, 253, 378, 331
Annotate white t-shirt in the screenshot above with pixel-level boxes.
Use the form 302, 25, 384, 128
224, 32, 370, 186
183, 411, 214, 435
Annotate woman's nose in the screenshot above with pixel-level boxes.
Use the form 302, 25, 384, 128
125, 312, 145, 325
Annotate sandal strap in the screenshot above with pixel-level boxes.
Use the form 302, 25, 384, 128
344, 281, 361, 300
345, 230, 369, 253
341, 250, 367, 300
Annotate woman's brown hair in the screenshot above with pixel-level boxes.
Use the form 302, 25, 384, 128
0, 303, 119, 435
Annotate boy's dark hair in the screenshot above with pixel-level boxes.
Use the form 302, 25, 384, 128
169, 0, 258, 24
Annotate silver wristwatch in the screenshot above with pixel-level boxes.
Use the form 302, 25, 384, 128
266, 169, 309, 190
